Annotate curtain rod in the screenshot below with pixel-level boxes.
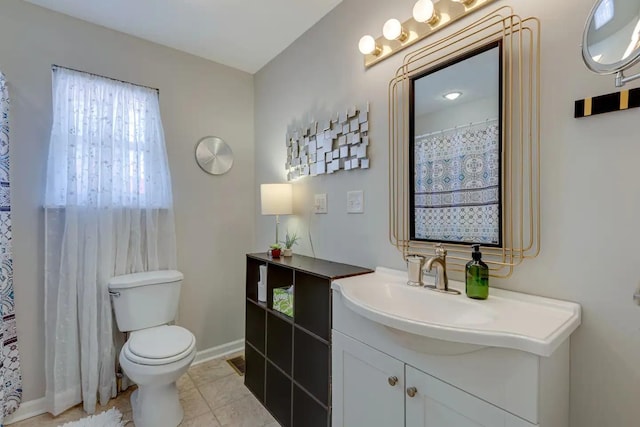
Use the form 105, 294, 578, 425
51, 64, 160, 93
416, 117, 498, 139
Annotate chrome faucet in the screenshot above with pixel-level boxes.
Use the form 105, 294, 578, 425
424, 244, 460, 295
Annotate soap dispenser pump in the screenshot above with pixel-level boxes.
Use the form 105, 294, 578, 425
466, 245, 489, 300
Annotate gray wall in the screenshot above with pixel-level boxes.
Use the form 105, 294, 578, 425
0, 0, 254, 402
254, 0, 640, 426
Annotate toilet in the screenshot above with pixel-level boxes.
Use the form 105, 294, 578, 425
108, 270, 196, 427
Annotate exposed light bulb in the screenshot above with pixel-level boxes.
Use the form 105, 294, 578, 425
383, 19, 408, 41
359, 35, 381, 55
443, 91, 462, 100
413, 0, 439, 25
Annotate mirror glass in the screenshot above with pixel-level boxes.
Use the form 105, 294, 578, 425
409, 41, 503, 246
583, 0, 640, 74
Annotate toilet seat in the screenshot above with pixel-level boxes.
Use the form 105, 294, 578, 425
123, 325, 196, 366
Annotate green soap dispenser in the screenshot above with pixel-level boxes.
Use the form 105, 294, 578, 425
466, 245, 489, 300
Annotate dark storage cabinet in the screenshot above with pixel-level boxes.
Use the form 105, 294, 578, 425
244, 253, 372, 427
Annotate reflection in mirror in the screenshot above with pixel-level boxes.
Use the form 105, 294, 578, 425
410, 41, 502, 246
583, 0, 640, 76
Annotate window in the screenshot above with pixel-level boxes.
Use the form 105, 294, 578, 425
45, 67, 173, 209
594, 0, 614, 30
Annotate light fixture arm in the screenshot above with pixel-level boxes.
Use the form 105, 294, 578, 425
615, 70, 640, 88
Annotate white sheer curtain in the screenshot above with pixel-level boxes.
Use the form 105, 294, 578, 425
44, 67, 177, 415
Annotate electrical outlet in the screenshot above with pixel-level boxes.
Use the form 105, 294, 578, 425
314, 193, 328, 214
347, 190, 364, 214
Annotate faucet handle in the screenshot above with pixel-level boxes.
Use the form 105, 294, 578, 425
434, 243, 447, 258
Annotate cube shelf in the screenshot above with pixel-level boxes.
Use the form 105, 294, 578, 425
245, 253, 372, 427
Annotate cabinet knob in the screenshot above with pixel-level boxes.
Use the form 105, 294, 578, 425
388, 376, 398, 386
406, 387, 418, 398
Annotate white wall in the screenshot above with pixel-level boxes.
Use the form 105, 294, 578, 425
415, 96, 498, 135
0, 0, 254, 402
254, 0, 640, 426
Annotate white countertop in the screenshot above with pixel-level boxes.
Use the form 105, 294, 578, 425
332, 267, 581, 357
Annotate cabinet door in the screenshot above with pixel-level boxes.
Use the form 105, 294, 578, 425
405, 365, 535, 427
332, 331, 405, 427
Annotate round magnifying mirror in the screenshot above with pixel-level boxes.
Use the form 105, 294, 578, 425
583, 0, 640, 74
195, 136, 234, 175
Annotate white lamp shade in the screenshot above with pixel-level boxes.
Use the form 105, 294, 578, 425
261, 183, 293, 215
413, 0, 435, 23
383, 19, 403, 41
359, 35, 377, 55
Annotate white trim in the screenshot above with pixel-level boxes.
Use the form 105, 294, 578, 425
4, 397, 47, 425
5, 339, 245, 425
192, 338, 245, 366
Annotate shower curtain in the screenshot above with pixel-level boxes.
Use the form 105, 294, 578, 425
0, 71, 23, 423
414, 120, 500, 244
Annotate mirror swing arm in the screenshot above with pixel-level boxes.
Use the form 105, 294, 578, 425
614, 69, 640, 87
388, 7, 541, 278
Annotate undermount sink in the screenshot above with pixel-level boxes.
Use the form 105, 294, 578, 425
332, 267, 581, 357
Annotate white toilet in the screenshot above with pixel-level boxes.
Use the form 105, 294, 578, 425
108, 270, 196, 427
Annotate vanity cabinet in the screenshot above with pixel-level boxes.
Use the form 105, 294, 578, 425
244, 253, 372, 427
333, 331, 534, 427
332, 283, 574, 427
405, 365, 533, 427
331, 331, 405, 427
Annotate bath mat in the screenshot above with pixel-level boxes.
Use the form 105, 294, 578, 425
227, 355, 246, 376
58, 408, 125, 427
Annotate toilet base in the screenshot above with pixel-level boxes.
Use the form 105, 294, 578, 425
131, 383, 183, 427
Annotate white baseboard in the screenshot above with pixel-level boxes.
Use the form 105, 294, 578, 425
4, 396, 47, 425
192, 338, 245, 366
5, 339, 245, 425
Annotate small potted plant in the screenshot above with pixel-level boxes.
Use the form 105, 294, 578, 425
281, 231, 300, 257
269, 243, 282, 258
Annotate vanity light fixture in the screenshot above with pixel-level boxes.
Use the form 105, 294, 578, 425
358, 0, 498, 68
383, 19, 408, 42
358, 35, 382, 55
413, 0, 439, 26
443, 91, 462, 100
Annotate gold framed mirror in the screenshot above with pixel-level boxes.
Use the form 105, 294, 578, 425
389, 7, 541, 277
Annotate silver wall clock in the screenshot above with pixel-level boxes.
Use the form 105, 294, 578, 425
195, 136, 234, 175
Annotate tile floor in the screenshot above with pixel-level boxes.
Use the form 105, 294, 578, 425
11, 354, 278, 427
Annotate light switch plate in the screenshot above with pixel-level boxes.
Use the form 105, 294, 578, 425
314, 193, 328, 214
347, 190, 364, 214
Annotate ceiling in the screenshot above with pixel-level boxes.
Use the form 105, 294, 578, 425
23, 0, 343, 74
414, 45, 499, 116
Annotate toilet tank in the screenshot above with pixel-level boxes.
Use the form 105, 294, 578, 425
108, 270, 184, 332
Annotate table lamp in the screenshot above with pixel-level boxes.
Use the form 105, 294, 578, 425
260, 183, 293, 245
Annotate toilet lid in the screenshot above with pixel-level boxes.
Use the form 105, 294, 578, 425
127, 325, 195, 361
